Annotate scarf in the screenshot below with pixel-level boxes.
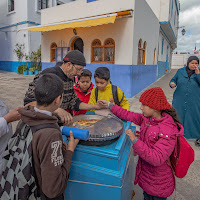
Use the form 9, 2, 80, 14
186, 56, 199, 78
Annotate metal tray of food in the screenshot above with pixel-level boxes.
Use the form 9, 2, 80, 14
72, 114, 124, 146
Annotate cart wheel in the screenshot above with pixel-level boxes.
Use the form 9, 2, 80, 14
131, 190, 135, 199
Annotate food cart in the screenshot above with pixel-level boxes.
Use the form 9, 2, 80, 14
63, 115, 136, 200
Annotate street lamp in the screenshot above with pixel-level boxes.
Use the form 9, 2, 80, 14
181, 28, 186, 36
177, 26, 186, 36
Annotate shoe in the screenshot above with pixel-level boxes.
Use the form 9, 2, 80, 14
195, 139, 200, 146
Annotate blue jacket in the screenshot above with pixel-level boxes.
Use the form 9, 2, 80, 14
170, 67, 200, 138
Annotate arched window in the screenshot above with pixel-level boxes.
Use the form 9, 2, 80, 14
142, 41, 147, 64
91, 38, 115, 63
138, 39, 143, 65
91, 39, 102, 62
104, 38, 115, 63
50, 43, 57, 62
153, 48, 156, 64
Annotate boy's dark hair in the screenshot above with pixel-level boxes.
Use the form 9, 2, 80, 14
94, 67, 110, 81
78, 69, 92, 80
35, 73, 64, 106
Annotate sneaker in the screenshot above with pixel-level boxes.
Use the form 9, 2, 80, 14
195, 139, 200, 146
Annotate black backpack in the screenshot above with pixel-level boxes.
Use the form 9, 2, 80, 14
95, 84, 124, 106
0, 122, 58, 200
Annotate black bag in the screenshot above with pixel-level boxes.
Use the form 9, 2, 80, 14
0, 122, 58, 200
95, 84, 124, 106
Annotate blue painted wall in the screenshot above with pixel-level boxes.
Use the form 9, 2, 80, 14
157, 61, 167, 79
0, 61, 19, 73
87, 0, 97, 2
0, 61, 157, 98
43, 63, 157, 98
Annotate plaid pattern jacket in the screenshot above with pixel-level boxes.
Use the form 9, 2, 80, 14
24, 64, 82, 111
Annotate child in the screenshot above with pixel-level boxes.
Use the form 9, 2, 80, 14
88, 67, 130, 111
98, 87, 184, 199
73, 69, 94, 116
18, 73, 79, 199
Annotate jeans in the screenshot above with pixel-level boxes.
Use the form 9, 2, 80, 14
143, 191, 167, 200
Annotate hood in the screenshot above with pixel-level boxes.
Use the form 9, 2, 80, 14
74, 82, 94, 95
18, 106, 58, 126
147, 112, 184, 137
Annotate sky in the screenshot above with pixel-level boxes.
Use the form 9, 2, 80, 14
175, 0, 200, 53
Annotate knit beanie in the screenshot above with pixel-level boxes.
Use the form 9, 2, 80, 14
63, 50, 86, 66
139, 87, 172, 110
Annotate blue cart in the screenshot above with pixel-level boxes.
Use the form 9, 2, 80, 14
63, 121, 135, 200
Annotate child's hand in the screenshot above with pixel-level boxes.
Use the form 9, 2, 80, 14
125, 129, 136, 142
109, 98, 114, 103
4, 107, 22, 123
67, 131, 79, 152
97, 100, 109, 108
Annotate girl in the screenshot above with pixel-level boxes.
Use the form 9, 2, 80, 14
170, 56, 200, 145
98, 87, 184, 200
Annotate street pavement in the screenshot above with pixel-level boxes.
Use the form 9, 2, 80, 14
0, 69, 199, 199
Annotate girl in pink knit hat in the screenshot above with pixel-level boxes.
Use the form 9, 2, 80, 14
98, 87, 184, 200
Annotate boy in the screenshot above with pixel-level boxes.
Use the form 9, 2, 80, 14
73, 69, 94, 116
88, 67, 130, 110
18, 73, 79, 199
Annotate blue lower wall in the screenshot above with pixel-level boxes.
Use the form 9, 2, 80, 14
0, 61, 19, 73
43, 62, 157, 98
0, 61, 157, 98
157, 61, 167, 79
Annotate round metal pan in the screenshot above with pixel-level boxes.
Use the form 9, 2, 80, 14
72, 114, 124, 146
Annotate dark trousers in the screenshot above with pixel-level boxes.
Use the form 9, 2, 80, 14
143, 191, 167, 200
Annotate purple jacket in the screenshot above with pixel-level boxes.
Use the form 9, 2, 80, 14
111, 105, 184, 198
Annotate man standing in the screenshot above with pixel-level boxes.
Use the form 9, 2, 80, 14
24, 50, 100, 124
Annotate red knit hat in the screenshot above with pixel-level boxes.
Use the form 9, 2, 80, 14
139, 87, 172, 110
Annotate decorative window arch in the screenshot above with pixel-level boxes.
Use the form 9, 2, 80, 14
50, 43, 57, 62
91, 39, 103, 62
142, 41, 147, 64
104, 38, 115, 63
91, 38, 115, 63
153, 48, 156, 64
138, 39, 143, 65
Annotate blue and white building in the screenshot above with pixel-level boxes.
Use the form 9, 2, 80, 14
0, 0, 73, 72
0, 0, 179, 98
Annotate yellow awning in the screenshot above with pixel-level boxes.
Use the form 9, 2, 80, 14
21, 15, 116, 32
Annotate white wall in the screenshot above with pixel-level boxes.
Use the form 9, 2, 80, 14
0, 0, 41, 62
157, 31, 172, 63
41, 16, 134, 65
41, 0, 134, 25
145, 0, 161, 19
132, 0, 160, 65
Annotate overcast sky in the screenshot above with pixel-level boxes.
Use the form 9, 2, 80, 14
175, 0, 200, 53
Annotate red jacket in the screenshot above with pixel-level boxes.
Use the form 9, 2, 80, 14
73, 82, 94, 116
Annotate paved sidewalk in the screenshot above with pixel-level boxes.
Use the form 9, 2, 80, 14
0, 69, 199, 199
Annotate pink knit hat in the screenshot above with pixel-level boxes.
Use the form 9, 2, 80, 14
139, 87, 172, 110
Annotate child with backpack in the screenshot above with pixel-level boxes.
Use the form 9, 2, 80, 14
98, 87, 184, 199
73, 69, 94, 116
88, 67, 130, 110
0, 73, 79, 200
